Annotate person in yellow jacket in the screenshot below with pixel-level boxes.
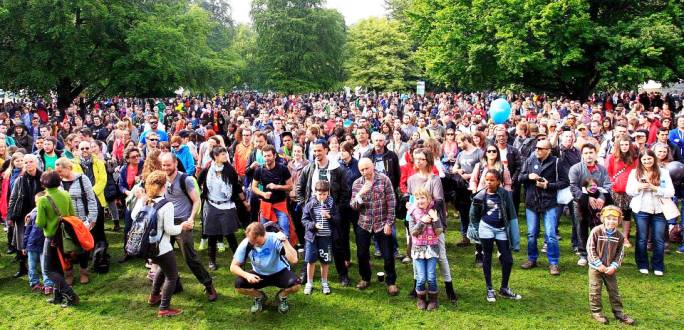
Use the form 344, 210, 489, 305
71, 141, 107, 243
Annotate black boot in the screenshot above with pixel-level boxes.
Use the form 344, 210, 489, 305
47, 290, 64, 304
445, 281, 457, 304
174, 278, 184, 293
408, 280, 417, 298
208, 243, 217, 271
61, 291, 80, 308
13, 259, 28, 278
112, 220, 121, 232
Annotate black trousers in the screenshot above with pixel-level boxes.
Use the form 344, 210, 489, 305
151, 251, 179, 310
481, 238, 513, 290
356, 226, 396, 285
43, 238, 75, 298
92, 202, 107, 244
170, 221, 212, 287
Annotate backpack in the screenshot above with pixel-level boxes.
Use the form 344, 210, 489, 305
104, 170, 119, 201
91, 240, 110, 273
46, 196, 95, 254
125, 199, 170, 258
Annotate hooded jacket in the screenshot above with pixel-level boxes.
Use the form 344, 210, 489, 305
363, 146, 400, 190
296, 158, 350, 208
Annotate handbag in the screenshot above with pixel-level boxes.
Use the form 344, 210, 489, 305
660, 197, 680, 221
556, 187, 573, 205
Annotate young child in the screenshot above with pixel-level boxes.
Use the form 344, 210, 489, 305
23, 192, 54, 295
586, 205, 635, 325
301, 180, 339, 295
408, 187, 443, 311
578, 177, 604, 228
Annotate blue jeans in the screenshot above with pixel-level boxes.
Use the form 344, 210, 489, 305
27, 251, 53, 287
413, 257, 438, 292
634, 212, 667, 272
526, 208, 560, 265
260, 209, 290, 239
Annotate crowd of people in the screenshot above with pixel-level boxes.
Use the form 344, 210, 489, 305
1, 90, 684, 323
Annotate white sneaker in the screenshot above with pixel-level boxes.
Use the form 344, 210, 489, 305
654, 270, 664, 276
577, 257, 588, 266
198, 239, 207, 251
322, 282, 331, 295
217, 242, 226, 253
639, 269, 649, 274
541, 243, 547, 253
304, 282, 313, 295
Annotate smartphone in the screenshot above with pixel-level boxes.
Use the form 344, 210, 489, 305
536, 177, 545, 182
640, 179, 648, 183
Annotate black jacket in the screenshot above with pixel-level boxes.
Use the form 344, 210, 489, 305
296, 160, 350, 208
7, 171, 43, 222
502, 144, 522, 183
554, 146, 581, 174
14, 132, 33, 152
363, 147, 401, 190
518, 155, 569, 212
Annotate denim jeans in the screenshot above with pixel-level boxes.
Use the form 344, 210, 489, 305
413, 257, 438, 292
27, 251, 53, 287
260, 209, 290, 239
526, 207, 560, 265
634, 211, 667, 272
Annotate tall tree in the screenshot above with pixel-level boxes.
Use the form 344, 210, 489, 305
407, 0, 684, 99
0, 0, 240, 108
345, 17, 416, 92
251, 0, 346, 93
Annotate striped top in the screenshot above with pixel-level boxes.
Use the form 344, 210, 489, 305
313, 196, 334, 237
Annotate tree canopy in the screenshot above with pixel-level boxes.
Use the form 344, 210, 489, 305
251, 0, 346, 93
406, 0, 684, 99
0, 0, 240, 108
345, 17, 416, 92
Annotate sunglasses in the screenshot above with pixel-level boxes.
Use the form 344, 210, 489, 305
486, 149, 498, 153
80, 147, 90, 151
446, 133, 454, 136
148, 138, 159, 141
171, 145, 180, 148
150, 121, 158, 125
536, 146, 550, 150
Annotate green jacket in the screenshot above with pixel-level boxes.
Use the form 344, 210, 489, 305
36, 188, 75, 238
469, 187, 521, 251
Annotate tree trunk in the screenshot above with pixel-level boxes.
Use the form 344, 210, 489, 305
55, 78, 85, 111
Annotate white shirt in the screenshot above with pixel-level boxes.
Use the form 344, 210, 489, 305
131, 196, 181, 256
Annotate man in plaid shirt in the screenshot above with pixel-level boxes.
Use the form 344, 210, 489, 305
350, 158, 399, 296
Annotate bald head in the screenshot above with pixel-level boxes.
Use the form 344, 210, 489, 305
160, 152, 177, 177
358, 157, 375, 180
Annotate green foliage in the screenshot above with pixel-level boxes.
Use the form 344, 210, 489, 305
0, 0, 240, 107
251, 0, 346, 93
345, 17, 417, 92
407, 0, 684, 99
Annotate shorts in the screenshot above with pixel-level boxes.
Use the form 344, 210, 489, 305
234, 268, 299, 290
478, 221, 508, 240
304, 236, 332, 264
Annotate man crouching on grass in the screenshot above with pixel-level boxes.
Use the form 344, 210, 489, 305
231, 222, 300, 314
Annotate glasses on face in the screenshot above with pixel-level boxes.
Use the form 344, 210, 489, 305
578, 128, 586, 131
171, 145, 179, 149
150, 121, 158, 125
536, 146, 549, 150
636, 135, 646, 139
148, 138, 159, 142
80, 147, 90, 151
486, 149, 498, 154
446, 133, 454, 136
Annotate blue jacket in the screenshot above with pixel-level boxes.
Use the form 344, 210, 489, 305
118, 160, 144, 195
668, 128, 684, 158
174, 145, 196, 176
22, 209, 45, 253
339, 157, 361, 188
301, 196, 340, 242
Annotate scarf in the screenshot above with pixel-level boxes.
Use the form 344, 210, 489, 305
208, 163, 232, 198
80, 157, 95, 184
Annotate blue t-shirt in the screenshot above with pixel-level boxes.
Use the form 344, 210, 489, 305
234, 232, 288, 275
482, 193, 503, 228
139, 129, 169, 145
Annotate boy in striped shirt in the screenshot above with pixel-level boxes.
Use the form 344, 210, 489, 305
586, 206, 635, 326
301, 181, 339, 295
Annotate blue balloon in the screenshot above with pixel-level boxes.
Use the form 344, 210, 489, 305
489, 98, 511, 124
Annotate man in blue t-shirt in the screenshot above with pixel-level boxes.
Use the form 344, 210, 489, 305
231, 222, 300, 314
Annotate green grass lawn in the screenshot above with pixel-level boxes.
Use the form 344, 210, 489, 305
1, 212, 682, 330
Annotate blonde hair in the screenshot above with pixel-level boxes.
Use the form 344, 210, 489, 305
55, 157, 73, 170
141, 149, 162, 181
600, 205, 623, 224
144, 171, 167, 199
413, 186, 432, 204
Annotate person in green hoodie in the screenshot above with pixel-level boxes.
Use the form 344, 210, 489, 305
35, 170, 79, 307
